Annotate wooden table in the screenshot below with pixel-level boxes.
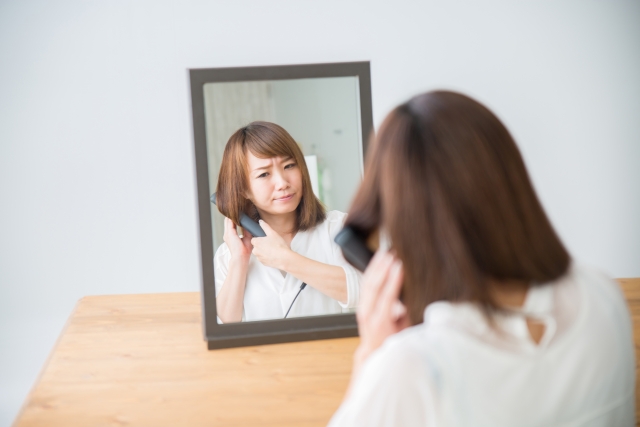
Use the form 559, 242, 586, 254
14, 279, 640, 427
14, 293, 359, 427
620, 278, 640, 426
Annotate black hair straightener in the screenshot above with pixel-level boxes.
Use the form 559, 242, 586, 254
334, 227, 375, 272
210, 193, 266, 237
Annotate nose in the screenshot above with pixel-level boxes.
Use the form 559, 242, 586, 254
273, 169, 289, 191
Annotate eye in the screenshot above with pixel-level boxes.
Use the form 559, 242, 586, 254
257, 172, 269, 178
284, 162, 296, 169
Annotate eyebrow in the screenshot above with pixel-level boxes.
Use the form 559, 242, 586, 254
251, 164, 272, 172
250, 156, 293, 173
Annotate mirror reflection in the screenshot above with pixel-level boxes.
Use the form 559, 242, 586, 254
203, 77, 364, 323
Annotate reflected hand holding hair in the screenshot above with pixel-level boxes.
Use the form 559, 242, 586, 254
223, 217, 253, 261
353, 250, 410, 376
250, 220, 293, 270
253, 219, 350, 304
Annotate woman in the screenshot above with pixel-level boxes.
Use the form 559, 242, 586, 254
214, 121, 360, 323
329, 91, 635, 425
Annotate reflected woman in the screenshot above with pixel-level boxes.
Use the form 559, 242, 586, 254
214, 121, 361, 323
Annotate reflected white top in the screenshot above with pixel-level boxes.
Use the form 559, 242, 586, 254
329, 263, 635, 427
214, 210, 361, 322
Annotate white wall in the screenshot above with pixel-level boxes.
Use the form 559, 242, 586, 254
0, 0, 638, 425
272, 77, 363, 212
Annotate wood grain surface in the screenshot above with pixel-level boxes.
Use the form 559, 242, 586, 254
619, 278, 640, 425
14, 278, 640, 426
14, 293, 359, 427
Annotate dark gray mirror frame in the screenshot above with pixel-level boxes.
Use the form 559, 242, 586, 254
189, 61, 374, 349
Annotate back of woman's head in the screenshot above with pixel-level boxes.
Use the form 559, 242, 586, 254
347, 91, 570, 324
216, 121, 325, 232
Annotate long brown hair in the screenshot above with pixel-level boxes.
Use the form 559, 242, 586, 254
347, 91, 570, 324
216, 121, 325, 232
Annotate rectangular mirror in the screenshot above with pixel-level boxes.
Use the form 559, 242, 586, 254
189, 62, 373, 349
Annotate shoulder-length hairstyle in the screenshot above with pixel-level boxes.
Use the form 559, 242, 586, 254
216, 121, 325, 233
346, 91, 570, 325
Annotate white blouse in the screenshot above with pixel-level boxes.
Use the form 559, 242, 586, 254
214, 210, 361, 322
329, 263, 635, 427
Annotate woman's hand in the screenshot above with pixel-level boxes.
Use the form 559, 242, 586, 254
223, 217, 253, 261
354, 250, 410, 370
250, 220, 293, 270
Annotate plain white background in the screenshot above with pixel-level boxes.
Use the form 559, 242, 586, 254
0, 0, 638, 425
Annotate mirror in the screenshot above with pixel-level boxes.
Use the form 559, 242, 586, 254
190, 63, 373, 348
204, 77, 364, 323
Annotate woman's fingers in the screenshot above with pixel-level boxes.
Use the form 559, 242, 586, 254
373, 260, 404, 323
223, 218, 231, 236
356, 255, 409, 361
224, 217, 236, 234
368, 252, 396, 294
379, 260, 404, 308
358, 251, 395, 318
391, 300, 407, 320
363, 251, 394, 291
241, 229, 253, 249
359, 251, 388, 310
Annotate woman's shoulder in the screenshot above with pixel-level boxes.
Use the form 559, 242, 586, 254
324, 209, 348, 224
305, 210, 347, 238
214, 242, 231, 261
366, 324, 442, 378
321, 210, 348, 231
563, 262, 633, 336
561, 262, 626, 307
329, 333, 437, 426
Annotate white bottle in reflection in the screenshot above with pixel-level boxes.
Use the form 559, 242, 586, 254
305, 145, 332, 209
304, 154, 320, 200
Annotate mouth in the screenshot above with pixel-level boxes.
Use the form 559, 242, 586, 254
274, 193, 295, 202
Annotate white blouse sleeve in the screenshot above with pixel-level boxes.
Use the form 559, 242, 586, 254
213, 243, 231, 297
213, 243, 246, 324
213, 243, 232, 324
326, 211, 362, 309
328, 336, 439, 427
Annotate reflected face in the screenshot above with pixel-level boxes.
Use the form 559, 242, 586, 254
245, 151, 303, 217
